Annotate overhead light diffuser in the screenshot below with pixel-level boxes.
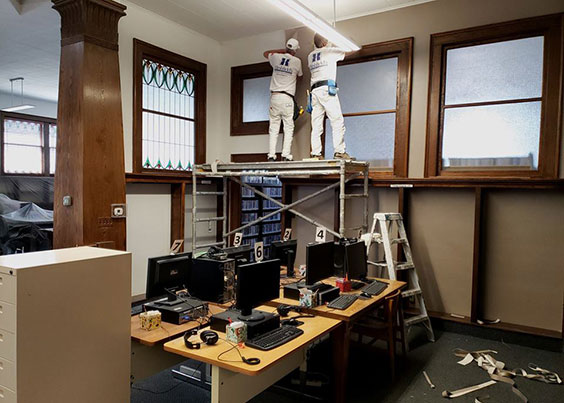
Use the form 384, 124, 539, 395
1, 77, 35, 112
269, 0, 360, 51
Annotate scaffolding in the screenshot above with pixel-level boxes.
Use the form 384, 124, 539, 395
191, 160, 370, 251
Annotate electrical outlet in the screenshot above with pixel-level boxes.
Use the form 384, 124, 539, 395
111, 203, 126, 218
62, 196, 72, 206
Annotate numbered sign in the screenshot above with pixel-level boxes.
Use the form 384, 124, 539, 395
315, 226, 327, 242
254, 242, 264, 262
233, 232, 243, 247
283, 228, 292, 241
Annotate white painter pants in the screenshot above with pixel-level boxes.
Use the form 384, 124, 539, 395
268, 93, 294, 159
310, 87, 346, 156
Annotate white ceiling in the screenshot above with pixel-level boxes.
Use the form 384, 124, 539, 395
0, 0, 60, 103
129, 0, 434, 42
0, 0, 433, 103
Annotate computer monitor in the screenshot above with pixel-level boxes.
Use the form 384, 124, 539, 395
305, 241, 335, 286
345, 241, 367, 281
145, 252, 192, 301
270, 240, 297, 277
236, 259, 281, 321
222, 244, 253, 264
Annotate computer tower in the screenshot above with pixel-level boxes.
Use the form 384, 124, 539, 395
190, 257, 236, 303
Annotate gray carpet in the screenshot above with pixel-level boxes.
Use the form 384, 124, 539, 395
131, 328, 564, 402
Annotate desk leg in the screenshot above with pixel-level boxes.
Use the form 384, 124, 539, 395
332, 322, 350, 403
211, 348, 306, 403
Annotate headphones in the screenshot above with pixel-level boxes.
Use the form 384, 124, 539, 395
184, 329, 219, 349
277, 304, 303, 317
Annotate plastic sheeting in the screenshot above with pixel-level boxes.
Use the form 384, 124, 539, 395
0, 178, 54, 255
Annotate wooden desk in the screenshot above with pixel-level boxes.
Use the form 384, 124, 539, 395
130, 304, 224, 381
164, 305, 341, 403
267, 277, 406, 402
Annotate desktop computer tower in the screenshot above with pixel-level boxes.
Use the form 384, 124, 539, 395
190, 257, 236, 303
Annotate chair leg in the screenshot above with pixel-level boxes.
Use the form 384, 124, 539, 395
388, 326, 395, 381
398, 305, 408, 355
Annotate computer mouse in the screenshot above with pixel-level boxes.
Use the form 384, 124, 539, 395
360, 292, 372, 298
284, 318, 303, 327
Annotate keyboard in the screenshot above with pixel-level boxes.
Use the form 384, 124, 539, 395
327, 294, 358, 310
350, 280, 366, 290
361, 280, 388, 296
245, 325, 304, 351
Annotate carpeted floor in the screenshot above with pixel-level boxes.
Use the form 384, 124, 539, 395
131, 327, 564, 402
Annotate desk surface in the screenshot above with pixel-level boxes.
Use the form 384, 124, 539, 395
131, 304, 225, 346
163, 305, 341, 376
267, 277, 406, 322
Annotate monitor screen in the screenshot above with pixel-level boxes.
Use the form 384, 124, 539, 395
145, 252, 192, 299
270, 239, 297, 276
345, 241, 367, 280
306, 241, 335, 286
236, 259, 280, 318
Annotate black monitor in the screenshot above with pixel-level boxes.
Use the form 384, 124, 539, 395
222, 244, 253, 264
236, 259, 280, 321
345, 241, 367, 281
270, 240, 297, 277
145, 252, 192, 302
305, 241, 335, 286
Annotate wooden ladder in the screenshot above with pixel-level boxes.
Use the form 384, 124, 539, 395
364, 212, 435, 344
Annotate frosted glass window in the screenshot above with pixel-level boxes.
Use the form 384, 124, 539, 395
49, 124, 57, 174
338, 57, 398, 113
325, 114, 395, 168
442, 102, 541, 169
242, 76, 271, 123
3, 118, 44, 174
445, 36, 544, 105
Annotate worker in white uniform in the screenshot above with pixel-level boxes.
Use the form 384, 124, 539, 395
308, 33, 353, 160
263, 38, 303, 162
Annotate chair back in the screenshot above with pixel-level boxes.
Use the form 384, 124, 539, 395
384, 289, 401, 326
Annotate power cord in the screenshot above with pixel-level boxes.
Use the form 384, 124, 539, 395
217, 338, 261, 366
131, 382, 183, 395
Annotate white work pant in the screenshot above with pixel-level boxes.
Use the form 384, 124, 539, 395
268, 93, 294, 159
310, 87, 346, 156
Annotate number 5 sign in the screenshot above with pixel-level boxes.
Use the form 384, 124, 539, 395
315, 226, 326, 242
254, 242, 264, 262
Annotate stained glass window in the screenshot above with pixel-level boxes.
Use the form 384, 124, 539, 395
141, 59, 196, 171
2, 116, 56, 175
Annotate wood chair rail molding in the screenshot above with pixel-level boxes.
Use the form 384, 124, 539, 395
52, 0, 126, 50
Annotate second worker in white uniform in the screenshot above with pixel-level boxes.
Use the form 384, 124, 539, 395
264, 38, 303, 161
308, 34, 353, 160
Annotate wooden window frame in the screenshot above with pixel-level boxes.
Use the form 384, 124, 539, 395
133, 39, 207, 174
0, 111, 56, 177
322, 37, 413, 178
230, 62, 273, 136
425, 14, 564, 179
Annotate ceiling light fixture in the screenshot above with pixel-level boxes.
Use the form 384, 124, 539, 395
268, 0, 360, 51
1, 78, 35, 112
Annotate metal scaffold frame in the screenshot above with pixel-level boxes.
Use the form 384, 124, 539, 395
191, 160, 370, 251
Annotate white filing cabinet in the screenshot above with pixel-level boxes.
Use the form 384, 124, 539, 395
0, 247, 131, 403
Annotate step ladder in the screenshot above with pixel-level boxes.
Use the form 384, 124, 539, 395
363, 212, 435, 343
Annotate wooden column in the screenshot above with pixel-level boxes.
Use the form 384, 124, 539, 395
52, 0, 127, 250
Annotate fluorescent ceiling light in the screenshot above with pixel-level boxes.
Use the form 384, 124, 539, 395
269, 0, 360, 52
1, 104, 35, 112
1, 77, 35, 112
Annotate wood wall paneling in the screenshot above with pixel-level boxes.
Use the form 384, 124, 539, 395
52, 0, 127, 250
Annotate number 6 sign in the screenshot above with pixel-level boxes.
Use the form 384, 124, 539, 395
254, 242, 264, 262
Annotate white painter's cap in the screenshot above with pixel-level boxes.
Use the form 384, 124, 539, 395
286, 38, 300, 50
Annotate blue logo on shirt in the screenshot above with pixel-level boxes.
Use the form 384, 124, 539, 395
280, 58, 290, 66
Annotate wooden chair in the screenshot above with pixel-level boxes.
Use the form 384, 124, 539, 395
352, 289, 406, 380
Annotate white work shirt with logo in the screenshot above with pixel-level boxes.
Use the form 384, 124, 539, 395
308, 47, 346, 86
268, 53, 303, 96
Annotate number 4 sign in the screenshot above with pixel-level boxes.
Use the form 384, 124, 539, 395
254, 242, 264, 262
315, 226, 326, 242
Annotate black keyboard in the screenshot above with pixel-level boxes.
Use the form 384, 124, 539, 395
245, 325, 304, 351
350, 280, 365, 290
361, 280, 388, 296
327, 294, 358, 310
